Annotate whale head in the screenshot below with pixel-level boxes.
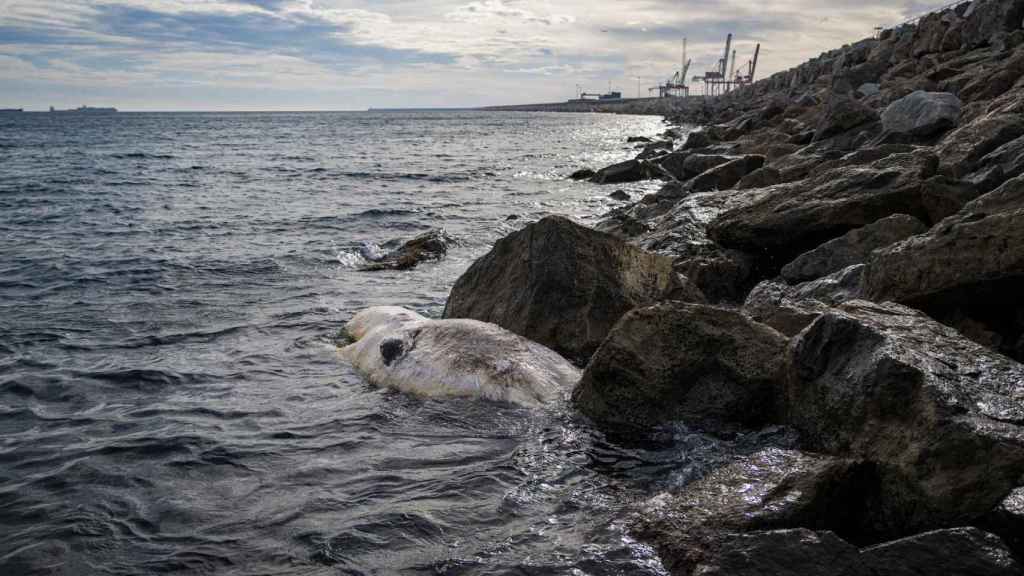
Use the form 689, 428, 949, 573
344, 306, 427, 341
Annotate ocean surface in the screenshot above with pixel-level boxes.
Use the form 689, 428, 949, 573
0, 111, 781, 575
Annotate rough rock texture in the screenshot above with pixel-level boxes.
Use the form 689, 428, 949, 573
858, 528, 1023, 576
690, 155, 766, 192
960, 0, 1024, 49
359, 229, 455, 271
572, 302, 788, 434
982, 487, 1024, 558
786, 300, 1024, 534
743, 265, 864, 336
780, 214, 927, 283
591, 159, 647, 184
569, 168, 596, 180
443, 216, 701, 365
863, 176, 1024, 360
935, 113, 1024, 177
737, 166, 781, 189
681, 154, 733, 178
814, 95, 880, 141
709, 150, 939, 275
880, 91, 961, 138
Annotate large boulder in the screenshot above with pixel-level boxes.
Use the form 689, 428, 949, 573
681, 154, 733, 178
858, 528, 1022, 576
690, 155, 766, 193
709, 151, 939, 275
935, 113, 1024, 178
880, 91, 961, 138
780, 214, 927, 283
960, 0, 1024, 50
814, 94, 880, 141
443, 216, 701, 365
572, 302, 788, 434
863, 176, 1024, 360
786, 299, 1024, 533
590, 159, 647, 184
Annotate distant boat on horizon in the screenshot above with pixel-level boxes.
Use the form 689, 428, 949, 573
49, 105, 118, 113
0, 108, 23, 112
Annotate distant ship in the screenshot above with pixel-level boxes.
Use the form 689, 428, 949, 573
49, 105, 118, 113
0, 108, 23, 113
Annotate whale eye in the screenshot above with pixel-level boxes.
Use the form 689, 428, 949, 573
380, 338, 406, 366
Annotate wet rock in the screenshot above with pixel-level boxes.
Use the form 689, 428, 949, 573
863, 176, 1024, 360
780, 214, 927, 283
859, 528, 1022, 576
690, 155, 766, 193
444, 216, 700, 365
627, 136, 652, 143
709, 151, 938, 275
573, 302, 788, 433
786, 299, 1024, 533
608, 190, 630, 201
935, 113, 1024, 178
982, 487, 1024, 558
960, 0, 1024, 50
636, 140, 674, 160
652, 150, 690, 181
737, 166, 781, 189
359, 229, 455, 271
881, 91, 961, 138
631, 449, 872, 576
569, 168, 596, 180
590, 159, 648, 184
814, 94, 880, 141
743, 265, 864, 336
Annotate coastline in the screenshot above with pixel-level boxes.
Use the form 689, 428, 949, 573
440, 0, 1024, 573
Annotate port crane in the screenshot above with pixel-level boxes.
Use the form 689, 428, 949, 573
691, 34, 761, 96
649, 38, 692, 98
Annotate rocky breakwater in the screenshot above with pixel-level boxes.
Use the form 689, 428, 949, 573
440, 0, 1024, 572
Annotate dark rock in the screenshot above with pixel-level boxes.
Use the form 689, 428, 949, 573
920, 175, 982, 222
814, 95, 880, 141
626, 136, 652, 143
982, 487, 1024, 558
573, 302, 787, 433
935, 113, 1024, 178
709, 150, 939, 275
796, 92, 819, 107
631, 449, 872, 576
781, 214, 927, 283
976, 133, 1024, 183
636, 140, 674, 160
960, 0, 1024, 50
863, 176, 1024, 360
569, 168, 596, 180
761, 94, 790, 119
590, 159, 647, 184
789, 129, 815, 145
967, 164, 1009, 194
737, 166, 781, 189
859, 528, 1022, 576
881, 91, 961, 138
608, 190, 630, 201
856, 83, 880, 98
682, 154, 733, 178
505, 214, 520, 221
653, 150, 690, 181
359, 229, 455, 271
681, 130, 714, 150
690, 155, 766, 193
743, 265, 864, 336
443, 216, 700, 365
786, 299, 1024, 533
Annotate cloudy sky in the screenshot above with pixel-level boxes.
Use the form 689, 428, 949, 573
0, 0, 952, 111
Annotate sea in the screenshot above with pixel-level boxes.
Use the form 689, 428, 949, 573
0, 111, 781, 575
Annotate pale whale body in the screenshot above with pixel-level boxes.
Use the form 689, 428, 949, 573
340, 306, 581, 406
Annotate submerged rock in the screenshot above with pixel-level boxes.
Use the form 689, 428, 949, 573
573, 302, 788, 434
443, 216, 701, 365
569, 167, 597, 180
359, 229, 455, 271
786, 300, 1024, 533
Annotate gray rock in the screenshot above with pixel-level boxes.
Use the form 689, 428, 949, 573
737, 166, 782, 189
635, 140, 674, 160
690, 155, 766, 193
682, 154, 733, 179
681, 130, 713, 150
960, 0, 1024, 50
652, 150, 690, 181
573, 302, 787, 434
709, 151, 939, 274
443, 216, 701, 365
781, 214, 927, 283
608, 190, 630, 201
786, 299, 1024, 533
936, 113, 1024, 178
814, 94, 880, 141
568, 168, 596, 180
856, 82, 880, 98
860, 528, 1022, 576
881, 91, 961, 138
743, 265, 864, 336
920, 174, 982, 222
982, 487, 1024, 558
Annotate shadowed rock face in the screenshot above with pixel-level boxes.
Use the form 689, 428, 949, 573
572, 302, 788, 435
786, 300, 1024, 534
359, 229, 455, 271
443, 216, 702, 366
863, 176, 1024, 360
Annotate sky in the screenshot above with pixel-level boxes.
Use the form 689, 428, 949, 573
0, 0, 955, 111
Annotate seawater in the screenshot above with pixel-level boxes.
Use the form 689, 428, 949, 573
1, 111, 773, 575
